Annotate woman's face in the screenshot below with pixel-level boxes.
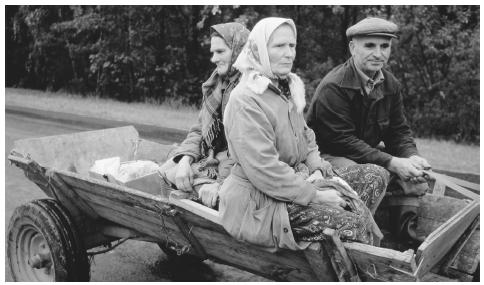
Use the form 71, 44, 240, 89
210, 36, 233, 76
267, 24, 296, 78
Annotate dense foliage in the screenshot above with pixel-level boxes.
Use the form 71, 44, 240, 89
6, 5, 480, 142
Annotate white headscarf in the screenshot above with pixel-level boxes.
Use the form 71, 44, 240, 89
233, 17, 306, 113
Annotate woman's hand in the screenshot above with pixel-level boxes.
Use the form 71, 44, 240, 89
306, 170, 323, 183
320, 160, 335, 178
175, 155, 194, 191
310, 189, 346, 210
198, 182, 220, 208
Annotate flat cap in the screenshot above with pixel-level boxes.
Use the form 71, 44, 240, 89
346, 17, 399, 39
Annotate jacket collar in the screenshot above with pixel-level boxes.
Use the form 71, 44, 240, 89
339, 57, 363, 90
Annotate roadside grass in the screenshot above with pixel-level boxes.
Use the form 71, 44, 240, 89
5, 88, 199, 130
5, 88, 480, 174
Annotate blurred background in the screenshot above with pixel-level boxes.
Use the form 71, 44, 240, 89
5, 5, 480, 143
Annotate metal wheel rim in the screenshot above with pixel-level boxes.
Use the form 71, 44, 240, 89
14, 224, 55, 281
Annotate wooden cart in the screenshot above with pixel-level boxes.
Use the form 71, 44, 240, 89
7, 126, 480, 282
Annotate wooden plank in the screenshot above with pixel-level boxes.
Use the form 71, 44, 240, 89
303, 243, 338, 281
58, 170, 167, 210
70, 173, 225, 232
416, 194, 471, 237
86, 201, 189, 247
431, 180, 446, 196
48, 170, 99, 220
418, 194, 469, 222
12, 126, 140, 176
437, 173, 480, 192
190, 226, 322, 281
343, 242, 417, 282
438, 216, 480, 276
169, 205, 232, 233
320, 229, 360, 281
9, 157, 56, 198
451, 228, 480, 274
74, 187, 179, 233
415, 200, 480, 278
169, 191, 221, 225
424, 171, 479, 200
420, 271, 458, 282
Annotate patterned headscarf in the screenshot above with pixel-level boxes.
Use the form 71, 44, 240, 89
200, 22, 250, 159
232, 17, 306, 113
210, 22, 250, 76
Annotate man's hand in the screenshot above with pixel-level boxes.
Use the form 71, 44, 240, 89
387, 157, 425, 183
409, 155, 431, 170
175, 155, 194, 191
198, 182, 220, 208
408, 155, 431, 183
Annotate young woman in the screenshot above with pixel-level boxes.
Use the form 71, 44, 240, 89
219, 17, 389, 251
159, 22, 249, 208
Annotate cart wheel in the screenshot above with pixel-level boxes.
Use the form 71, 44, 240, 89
7, 199, 90, 281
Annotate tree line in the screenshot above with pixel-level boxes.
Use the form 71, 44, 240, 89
6, 5, 480, 142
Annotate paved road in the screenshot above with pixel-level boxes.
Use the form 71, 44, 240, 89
4, 108, 267, 282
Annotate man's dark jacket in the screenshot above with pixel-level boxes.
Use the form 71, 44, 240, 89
306, 58, 418, 167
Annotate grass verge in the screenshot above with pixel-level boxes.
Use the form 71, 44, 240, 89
5, 88, 479, 174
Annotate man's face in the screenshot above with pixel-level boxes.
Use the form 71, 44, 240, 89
349, 36, 392, 76
210, 36, 233, 76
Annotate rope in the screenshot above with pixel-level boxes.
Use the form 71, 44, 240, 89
154, 204, 192, 256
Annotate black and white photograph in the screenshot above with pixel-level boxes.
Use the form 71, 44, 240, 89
3, 4, 480, 282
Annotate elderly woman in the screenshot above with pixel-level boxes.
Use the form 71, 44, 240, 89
159, 22, 250, 207
219, 17, 390, 251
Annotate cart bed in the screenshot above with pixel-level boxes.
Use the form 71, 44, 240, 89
8, 126, 479, 282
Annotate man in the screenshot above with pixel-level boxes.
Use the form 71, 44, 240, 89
306, 17, 430, 242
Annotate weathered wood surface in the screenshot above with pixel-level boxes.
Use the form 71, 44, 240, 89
343, 242, 417, 282
421, 271, 461, 282
169, 191, 221, 225
415, 200, 480, 278
48, 170, 99, 220
58, 170, 166, 210
8, 155, 56, 198
438, 216, 480, 276
303, 243, 338, 281
320, 229, 360, 281
441, 174, 479, 192
450, 227, 480, 274
12, 126, 140, 176
425, 170, 479, 200
134, 139, 175, 163
73, 186, 177, 232
190, 226, 321, 281
417, 194, 471, 236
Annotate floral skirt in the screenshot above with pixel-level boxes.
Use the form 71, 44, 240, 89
288, 164, 390, 245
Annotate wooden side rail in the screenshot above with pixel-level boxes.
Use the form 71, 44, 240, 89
424, 170, 479, 200
414, 200, 480, 279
